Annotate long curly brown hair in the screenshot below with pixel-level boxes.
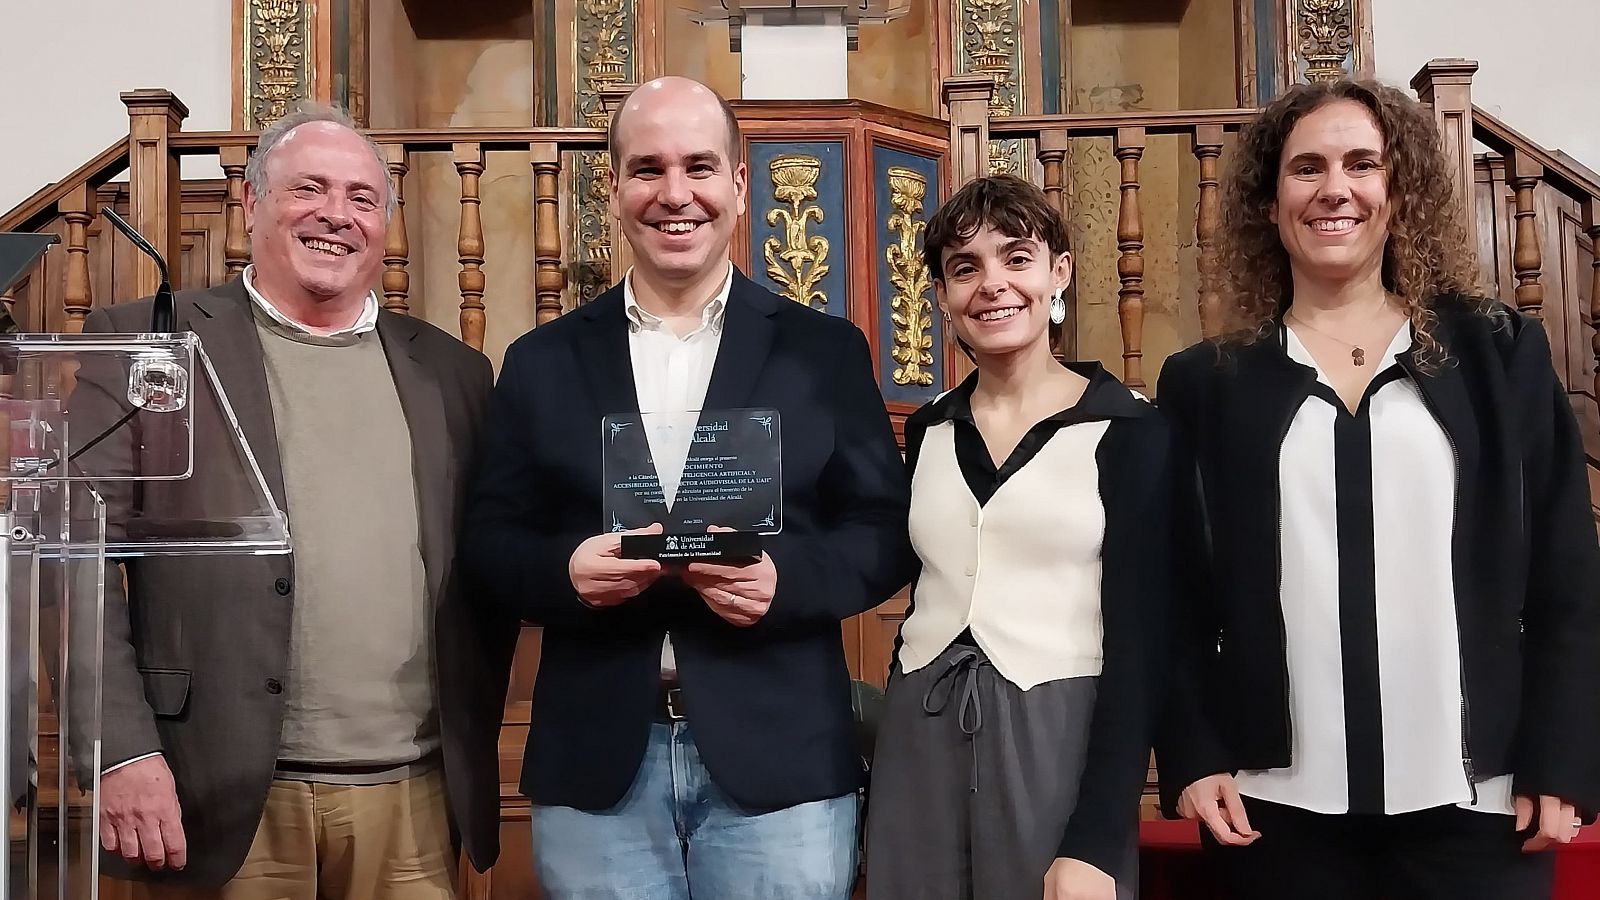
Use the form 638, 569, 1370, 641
1217, 79, 1490, 364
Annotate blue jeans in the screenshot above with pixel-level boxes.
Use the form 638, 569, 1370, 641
532, 722, 858, 900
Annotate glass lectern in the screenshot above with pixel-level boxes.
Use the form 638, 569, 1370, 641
0, 237, 288, 899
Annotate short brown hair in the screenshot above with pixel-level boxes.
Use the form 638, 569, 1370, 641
1218, 79, 1488, 365
924, 175, 1072, 356
607, 84, 743, 165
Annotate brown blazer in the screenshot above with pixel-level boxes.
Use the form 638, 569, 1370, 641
77, 278, 516, 888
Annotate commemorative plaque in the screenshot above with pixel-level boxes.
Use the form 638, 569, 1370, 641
602, 407, 783, 561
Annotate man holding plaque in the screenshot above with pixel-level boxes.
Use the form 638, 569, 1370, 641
462, 76, 913, 899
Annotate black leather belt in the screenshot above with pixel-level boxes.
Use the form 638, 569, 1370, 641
656, 683, 687, 722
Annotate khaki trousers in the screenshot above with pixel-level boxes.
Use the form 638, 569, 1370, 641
132, 770, 456, 900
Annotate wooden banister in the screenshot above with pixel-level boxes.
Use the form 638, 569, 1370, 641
1508, 147, 1545, 320
1114, 126, 1147, 391
0, 138, 129, 234
220, 146, 251, 278
531, 142, 565, 327
989, 109, 1257, 140
381, 144, 411, 315
1585, 197, 1600, 404
1473, 108, 1600, 201
60, 184, 93, 333
453, 143, 487, 350
167, 128, 608, 153
1193, 125, 1225, 340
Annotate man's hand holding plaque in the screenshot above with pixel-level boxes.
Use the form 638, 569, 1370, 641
682, 526, 777, 626
569, 523, 665, 607
602, 408, 784, 563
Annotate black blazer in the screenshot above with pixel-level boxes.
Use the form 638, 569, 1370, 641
1154, 298, 1600, 817
461, 270, 914, 811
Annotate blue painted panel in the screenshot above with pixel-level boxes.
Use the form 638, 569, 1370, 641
746, 141, 849, 318
872, 147, 944, 405
1040, 0, 1061, 114
1256, 0, 1281, 103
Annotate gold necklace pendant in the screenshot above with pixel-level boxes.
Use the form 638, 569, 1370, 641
1352, 347, 1366, 366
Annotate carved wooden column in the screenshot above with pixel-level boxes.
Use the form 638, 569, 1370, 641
221, 146, 251, 278
1508, 148, 1544, 319
60, 185, 93, 333
598, 84, 635, 287
1114, 127, 1147, 390
532, 143, 567, 327
565, 0, 643, 304
1284, 0, 1372, 85
453, 143, 487, 350
238, 0, 315, 129
944, 75, 994, 189
946, 0, 1027, 174
1194, 126, 1225, 339
381, 144, 411, 315
1584, 196, 1599, 403
1411, 58, 1479, 251
122, 90, 188, 297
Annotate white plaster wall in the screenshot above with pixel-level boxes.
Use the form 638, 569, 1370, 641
0, 0, 232, 214
1372, 0, 1600, 170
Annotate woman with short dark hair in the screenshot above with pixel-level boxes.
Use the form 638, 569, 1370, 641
1156, 79, 1600, 900
865, 175, 1172, 900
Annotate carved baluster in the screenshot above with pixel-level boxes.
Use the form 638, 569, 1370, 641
1194, 126, 1225, 339
1038, 130, 1068, 217
221, 146, 250, 277
61, 184, 93, 333
531, 143, 566, 326
1585, 196, 1600, 404
1508, 149, 1544, 319
453, 143, 487, 350
382, 144, 411, 315
1114, 127, 1147, 390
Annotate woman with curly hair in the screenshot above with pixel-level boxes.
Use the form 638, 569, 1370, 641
1154, 79, 1600, 899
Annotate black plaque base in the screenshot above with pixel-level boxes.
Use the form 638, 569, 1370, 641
621, 531, 763, 562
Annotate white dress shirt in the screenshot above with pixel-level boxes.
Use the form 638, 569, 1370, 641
242, 265, 379, 337
623, 264, 733, 677
1234, 325, 1513, 816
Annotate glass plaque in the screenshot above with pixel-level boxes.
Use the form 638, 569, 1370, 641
602, 408, 782, 561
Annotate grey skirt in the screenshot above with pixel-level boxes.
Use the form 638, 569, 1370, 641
863, 642, 1137, 900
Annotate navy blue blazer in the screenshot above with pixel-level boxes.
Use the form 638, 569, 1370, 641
461, 269, 914, 811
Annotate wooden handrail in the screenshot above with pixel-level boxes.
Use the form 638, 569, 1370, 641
0, 138, 129, 233
1472, 107, 1600, 202
989, 109, 1257, 140
167, 127, 610, 153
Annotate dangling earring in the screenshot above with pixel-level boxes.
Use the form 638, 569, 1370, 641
1048, 288, 1066, 325
941, 310, 952, 326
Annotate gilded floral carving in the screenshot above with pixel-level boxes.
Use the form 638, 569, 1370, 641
246, 0, 310, 129
573, 0, 636, 300
763, 155, 831, 310
1297, 0, 1355, 83
956, 0, 1023, 174
886, 167, 935, 387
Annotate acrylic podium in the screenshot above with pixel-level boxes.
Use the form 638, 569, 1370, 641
0, 236, 289, 899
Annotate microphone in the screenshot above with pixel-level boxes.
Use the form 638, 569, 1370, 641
98, 207, 175, 333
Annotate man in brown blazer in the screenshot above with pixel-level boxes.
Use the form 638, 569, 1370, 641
76, 103, 516, 899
